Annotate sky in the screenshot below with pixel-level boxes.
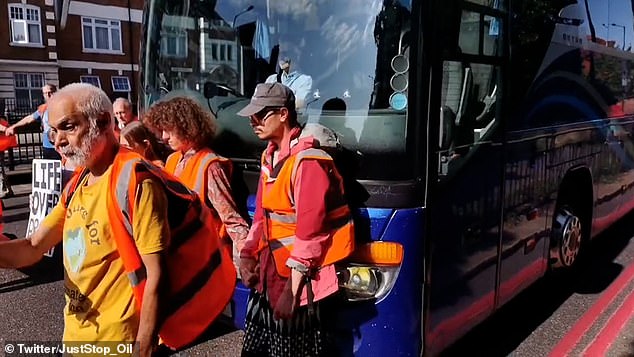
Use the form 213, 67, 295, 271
586, 0, 634, 50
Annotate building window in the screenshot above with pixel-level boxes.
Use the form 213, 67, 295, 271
8, 4, 42, 45
161, 27, 187, 58
112, 76, 131, 92
212, 44, 218, 60
80, 76, 102, 88
82, 17, 122, 53
208, 40, 234, 64
14, 73, 44, 108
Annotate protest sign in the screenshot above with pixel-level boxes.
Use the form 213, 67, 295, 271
26, 159, 65, 257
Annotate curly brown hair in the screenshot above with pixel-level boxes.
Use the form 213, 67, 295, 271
142, 97, 217, 150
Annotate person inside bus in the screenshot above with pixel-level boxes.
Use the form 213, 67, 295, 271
265, 44, 313, 109
119, 121, 168, 168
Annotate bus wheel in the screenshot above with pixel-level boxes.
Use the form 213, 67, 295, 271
550, 207, 583, 269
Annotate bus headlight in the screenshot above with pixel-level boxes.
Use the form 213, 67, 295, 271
337, 264, 401, 303
336, 241, 404, 303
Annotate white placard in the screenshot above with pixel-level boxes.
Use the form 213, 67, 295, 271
26, 160, 64, 257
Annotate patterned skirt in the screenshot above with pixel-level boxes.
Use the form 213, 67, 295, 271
241, 290, 334, 357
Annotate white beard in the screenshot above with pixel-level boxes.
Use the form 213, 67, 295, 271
60, 123, 102, 168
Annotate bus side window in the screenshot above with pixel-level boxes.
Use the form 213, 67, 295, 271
439, 61, 501, 175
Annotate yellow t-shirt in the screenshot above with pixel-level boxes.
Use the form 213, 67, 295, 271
42, 166, 169, 342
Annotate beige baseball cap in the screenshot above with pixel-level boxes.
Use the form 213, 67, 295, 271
237, 82, 296, 117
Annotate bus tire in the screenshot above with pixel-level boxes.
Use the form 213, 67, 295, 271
550, 206, 583, 269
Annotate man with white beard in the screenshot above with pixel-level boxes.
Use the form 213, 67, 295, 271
0, 83, 237, 356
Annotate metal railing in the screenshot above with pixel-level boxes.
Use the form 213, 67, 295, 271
1, 98, 43, 169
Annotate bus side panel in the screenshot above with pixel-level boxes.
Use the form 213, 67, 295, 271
424, 143, 504, 354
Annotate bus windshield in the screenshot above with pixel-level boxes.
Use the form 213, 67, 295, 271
140, 0, 415, 180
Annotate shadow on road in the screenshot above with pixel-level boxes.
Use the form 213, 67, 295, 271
441, 210, 634, 357
4, 212, 30, 223
154, 319, 238, 356
0, 263, 63, 294
2, 202, 29, 211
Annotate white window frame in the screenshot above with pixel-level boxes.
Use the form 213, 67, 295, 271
81, 16, 123, 54
8, 4, 42, 46
14, 73, 45, 107
80, 75, 102, 88
160, 27, 188, 58
111, 76, 131, 92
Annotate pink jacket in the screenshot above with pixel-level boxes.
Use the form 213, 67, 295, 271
241, 127, 340, 306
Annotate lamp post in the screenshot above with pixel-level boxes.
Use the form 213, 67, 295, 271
232, 5, 254, 28
602, 23, 610, 44
611, 23, 626, 50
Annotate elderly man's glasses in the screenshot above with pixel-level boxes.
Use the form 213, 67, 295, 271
250, 108, 280, 124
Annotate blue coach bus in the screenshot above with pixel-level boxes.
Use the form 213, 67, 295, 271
140, 0, 634, 355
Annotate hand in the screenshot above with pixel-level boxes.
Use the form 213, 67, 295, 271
5, 126, 15, 136
239, 256, 259, 289
273, 281, 297, 321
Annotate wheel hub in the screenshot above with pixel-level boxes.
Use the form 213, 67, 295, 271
551, 209, 583, 269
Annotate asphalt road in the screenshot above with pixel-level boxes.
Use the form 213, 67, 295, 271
443, 209, 634, 357
2, 179, 634, 356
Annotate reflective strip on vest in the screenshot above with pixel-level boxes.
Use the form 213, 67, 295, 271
290, 148, 332, 185
115, 159, 196, 237
127, 267, 147, 287
193, 152, 219, 194
268, 211, 297, 224
287, 148, 333, 205
115, 160, 136, 236
269, 236, 295, 252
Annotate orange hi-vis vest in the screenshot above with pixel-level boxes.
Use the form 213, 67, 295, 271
259, 147, 355, 278
165, 148, 231, 239
62, 148, 236, 349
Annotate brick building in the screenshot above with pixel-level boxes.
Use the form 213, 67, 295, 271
0, 0, 59, 111
56, 0, 144, 104
0, 0, 143, 114
0, 0, 143, 164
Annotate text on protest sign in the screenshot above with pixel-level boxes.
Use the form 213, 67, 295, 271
26, 160, 64, 257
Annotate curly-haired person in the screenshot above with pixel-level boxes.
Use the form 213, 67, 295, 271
143, 97, 249, 259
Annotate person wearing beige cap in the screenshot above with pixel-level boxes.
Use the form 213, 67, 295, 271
238, 82, 355, 356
